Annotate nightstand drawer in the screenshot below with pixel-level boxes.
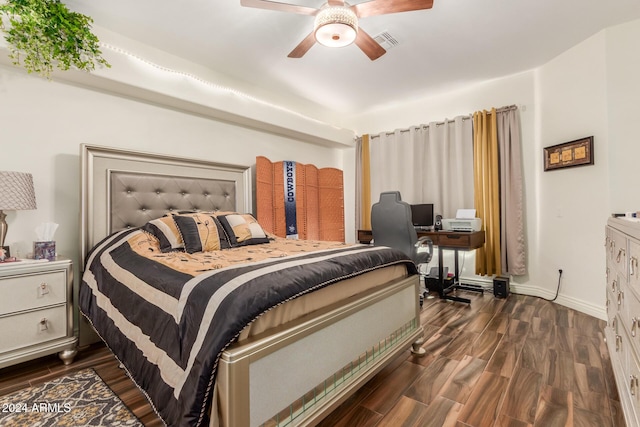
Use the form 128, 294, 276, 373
0, 270, 66, 315
0, 305, 67, 353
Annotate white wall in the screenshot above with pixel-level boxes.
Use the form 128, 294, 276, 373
606, 20, 640, 212
348, 71, 535, 137
534, 31, 609, 314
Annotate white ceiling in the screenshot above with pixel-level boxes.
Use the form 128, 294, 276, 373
64, 0, 640, 116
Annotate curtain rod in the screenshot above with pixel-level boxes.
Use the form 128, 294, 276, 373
369, 104, 518, 139
494, 104, 518, 113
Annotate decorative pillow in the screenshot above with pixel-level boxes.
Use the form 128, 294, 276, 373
211, 210, 237, 217
172, 213, 231, 253
141, 216, 184, 253
216, 213, 270, 246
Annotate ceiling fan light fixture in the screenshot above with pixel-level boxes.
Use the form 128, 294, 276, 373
314, 6, 358, 48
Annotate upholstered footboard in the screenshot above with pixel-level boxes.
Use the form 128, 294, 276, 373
216, 275, 423, 427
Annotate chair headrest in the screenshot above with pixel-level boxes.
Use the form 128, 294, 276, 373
378, 191, 402, 203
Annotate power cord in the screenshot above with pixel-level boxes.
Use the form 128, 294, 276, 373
547, 269, 563, 302
510, 269, 562, 302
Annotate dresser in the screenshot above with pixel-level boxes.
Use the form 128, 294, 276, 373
605, 217, 640, 426
0, 258, 77, 368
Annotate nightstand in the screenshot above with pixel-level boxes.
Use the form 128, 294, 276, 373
0, 258, 77, 368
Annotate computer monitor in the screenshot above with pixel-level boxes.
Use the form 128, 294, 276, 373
410, 203, 434, 228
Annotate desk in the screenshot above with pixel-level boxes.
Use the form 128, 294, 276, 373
357, 229, 485, 303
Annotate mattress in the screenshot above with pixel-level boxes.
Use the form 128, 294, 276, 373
79, 229, 417, 427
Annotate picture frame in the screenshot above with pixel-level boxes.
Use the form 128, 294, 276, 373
544, 136, 594, 171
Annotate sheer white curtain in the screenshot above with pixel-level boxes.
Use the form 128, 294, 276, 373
369, 116, 474, 218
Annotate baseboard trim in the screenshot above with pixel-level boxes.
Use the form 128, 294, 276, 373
458, 276, 607, 321
459, 276, 493, 289
509, 283, 606, 321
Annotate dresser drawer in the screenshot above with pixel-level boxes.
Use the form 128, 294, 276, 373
629, 239, 640, 295
609, 228, 629, 281
0, 270, 66, 315
0, 305, 67, 353
625, 285, 640, 350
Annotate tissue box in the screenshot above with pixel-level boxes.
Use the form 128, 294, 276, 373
34, 241, 56, 260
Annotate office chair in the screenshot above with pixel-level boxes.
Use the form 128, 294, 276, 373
371, 191, 433, 305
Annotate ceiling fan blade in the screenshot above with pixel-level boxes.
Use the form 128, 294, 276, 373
352, 0, 434, 18
288, 32, 317, 58
240, 0, 318, 15
327, 0, 345, 5
355, 29, 386, 61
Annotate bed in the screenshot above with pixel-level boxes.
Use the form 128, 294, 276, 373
79, 144, 425, 427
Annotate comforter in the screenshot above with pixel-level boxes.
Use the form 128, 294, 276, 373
79, 228, 417, 427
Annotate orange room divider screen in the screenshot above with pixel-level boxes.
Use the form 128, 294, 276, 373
256, 156, 345, 242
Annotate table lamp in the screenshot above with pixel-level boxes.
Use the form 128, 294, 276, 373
0, 171, 37, 251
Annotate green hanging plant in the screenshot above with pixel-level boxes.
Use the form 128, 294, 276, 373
0, 0, 110, 78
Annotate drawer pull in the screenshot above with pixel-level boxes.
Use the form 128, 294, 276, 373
616, 334, 622, 352
631, 257, 639, 277
632, 376, 638, 396
39, 318, 48, 331
618, 290, 624, 306
612, 279, 618, 293
617, 248, 626, 263
39, 283, 49, 296
632, 318, 637, 337
606, 267, 610, 280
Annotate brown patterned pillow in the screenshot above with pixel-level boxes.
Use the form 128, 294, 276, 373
216, 213, 270, 246
172, 213, 231, 253
141, 216, 184, 252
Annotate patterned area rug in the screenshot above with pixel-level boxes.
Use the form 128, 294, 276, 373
0, 368, 143, 427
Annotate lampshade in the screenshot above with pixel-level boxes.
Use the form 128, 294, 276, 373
0, 171, 37, 210
314, 6, 358, 48
0, 171, 37, 249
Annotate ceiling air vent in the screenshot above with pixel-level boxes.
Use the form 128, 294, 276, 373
373, 31, 399, 50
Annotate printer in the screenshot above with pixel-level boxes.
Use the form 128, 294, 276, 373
442, 209, 482, 232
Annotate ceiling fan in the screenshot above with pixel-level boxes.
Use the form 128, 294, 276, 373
240, 0, 434, 60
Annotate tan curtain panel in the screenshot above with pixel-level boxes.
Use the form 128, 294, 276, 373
497, 108, 526, 275
355, 136, 363, 232
256, 156, 345, 242
360, 135, 372, 230
473, 109, 501, 276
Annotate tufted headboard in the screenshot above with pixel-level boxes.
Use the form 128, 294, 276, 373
80, 144, 251, 266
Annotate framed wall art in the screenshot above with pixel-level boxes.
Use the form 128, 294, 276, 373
544, 136, 594, 171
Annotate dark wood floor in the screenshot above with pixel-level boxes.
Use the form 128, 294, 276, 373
0, 291, 624, 427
